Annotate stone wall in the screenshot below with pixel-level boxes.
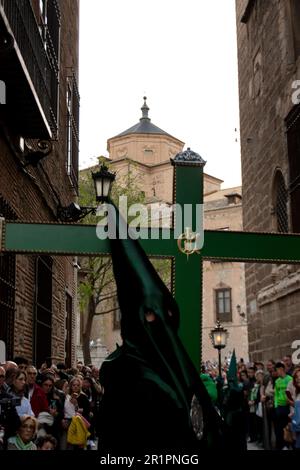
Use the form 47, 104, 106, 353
236, 0, 300, 361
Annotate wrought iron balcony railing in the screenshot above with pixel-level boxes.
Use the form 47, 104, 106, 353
66, 72, 80, 193
0, 0, 60, 138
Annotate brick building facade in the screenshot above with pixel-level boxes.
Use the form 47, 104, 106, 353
0, 0, 80, 366
236, 0, 300, 361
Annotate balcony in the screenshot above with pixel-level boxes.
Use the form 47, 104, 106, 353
0, 0, 60, 139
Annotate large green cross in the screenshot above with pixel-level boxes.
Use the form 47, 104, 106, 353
1, 150, 300, 369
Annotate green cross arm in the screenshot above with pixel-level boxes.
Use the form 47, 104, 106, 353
2, 221, 300, 263
2, 217, 300, 370
2, 150, 300, 370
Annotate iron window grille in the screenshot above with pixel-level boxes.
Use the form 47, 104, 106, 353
274, 172, 288, 233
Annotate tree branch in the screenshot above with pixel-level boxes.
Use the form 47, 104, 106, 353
94, 306, 120, 316
97, 292, 117, 303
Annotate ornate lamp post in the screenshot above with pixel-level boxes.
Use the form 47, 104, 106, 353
92, 163, 116, 202
209, 320, 229, 378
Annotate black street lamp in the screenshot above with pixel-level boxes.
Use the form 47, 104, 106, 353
58, 162, 116, 222
92, 163, 116, 202
209, 320, 229, 378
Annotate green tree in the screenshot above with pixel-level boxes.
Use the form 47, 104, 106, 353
78, 161, 147, 364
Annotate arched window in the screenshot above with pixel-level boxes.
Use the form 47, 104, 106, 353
273, 171, 288, 233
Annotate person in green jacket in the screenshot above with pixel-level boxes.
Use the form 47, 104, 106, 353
274, 362, 292, 449
200, 373, 218, 405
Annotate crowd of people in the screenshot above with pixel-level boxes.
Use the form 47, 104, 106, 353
202, 354, 300, 450
1, 353, 299, 451
0, 357, 103, 450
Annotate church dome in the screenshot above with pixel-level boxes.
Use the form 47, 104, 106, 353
113, 97, 177, 139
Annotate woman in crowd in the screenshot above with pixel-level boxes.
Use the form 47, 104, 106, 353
8, 370, 34, 417
82, 376, 103, 447
40, 374, 65, 446
64, 377, 90, 421
7, 415, 37, 450
63, 376, 91, 449
261, 366, 277, 449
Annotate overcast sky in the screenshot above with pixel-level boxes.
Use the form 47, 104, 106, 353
79, 0, 241, 188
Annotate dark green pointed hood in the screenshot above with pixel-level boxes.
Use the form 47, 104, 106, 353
106, 203, 224, 446
109, 204, 189, 406
227, 349, 239, 391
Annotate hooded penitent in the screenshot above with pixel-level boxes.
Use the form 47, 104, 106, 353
222, 350, 247, 450
99, 204, 224, 452
227, 350, 239, 392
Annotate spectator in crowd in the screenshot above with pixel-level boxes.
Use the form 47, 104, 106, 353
64, 376, 91, 450
247, 367, 257, 442
56, 363, 70, 381
55, 379, 69, 395
4, 361, 17, 372
0, 377, 21, 449
263, 360, 275, 387
283, 355, 294, 377
36, 434, 57, 450
13, 357, 29, 372
8, 370, 34, 418
26, 366, 49, 418
40, 374, 65, 446
261, 365, 277, 449
274, 362, 292, 450
5, 368, 17, 389
254, 370, 265, 447
289, 369, 300, 449
247, 367, 256, 388
7, 415, 37, 450
255, 362, 265, 373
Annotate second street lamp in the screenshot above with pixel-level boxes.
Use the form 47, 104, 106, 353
209, 320, 229, 378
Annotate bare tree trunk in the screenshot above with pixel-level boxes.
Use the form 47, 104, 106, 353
82, 296, 95, 365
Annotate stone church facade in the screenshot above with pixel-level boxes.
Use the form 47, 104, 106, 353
80, 98, 248, 365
